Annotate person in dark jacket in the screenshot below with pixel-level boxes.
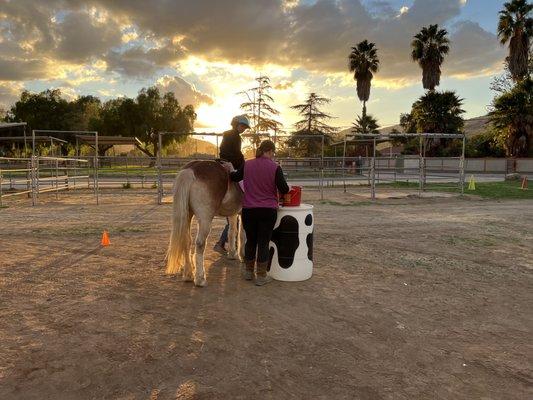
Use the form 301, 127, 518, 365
230, 140, 290, 286
219, 114, 250, 169
213, 115, 250, 254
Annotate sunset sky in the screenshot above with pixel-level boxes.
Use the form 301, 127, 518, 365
0, 0, 509, 133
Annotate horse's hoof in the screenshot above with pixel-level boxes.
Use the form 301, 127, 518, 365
181, 274, 194, 282
194, 278, 207, 287
227, 251, 238, 260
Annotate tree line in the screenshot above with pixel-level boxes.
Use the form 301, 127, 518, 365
2, 87, 195, 157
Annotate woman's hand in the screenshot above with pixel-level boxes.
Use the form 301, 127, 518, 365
221, 161, 235, 173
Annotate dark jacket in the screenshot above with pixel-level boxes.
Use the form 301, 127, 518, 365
219, 129, 245, 170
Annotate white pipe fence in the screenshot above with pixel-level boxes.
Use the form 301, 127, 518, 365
2, 154, 532, 206
0, 156, 92, 206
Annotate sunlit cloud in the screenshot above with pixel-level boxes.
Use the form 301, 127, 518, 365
0, 0, 508, 128
399, 6, 409, 16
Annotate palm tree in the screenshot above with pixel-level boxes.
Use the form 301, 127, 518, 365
497, 0, 533, 82
351, 114, 380, 134
411, 24, 450, 91
408, 91, 465, 156
349, 40, 379, 120
411, 91, 464, 134
489, 79, 533, 156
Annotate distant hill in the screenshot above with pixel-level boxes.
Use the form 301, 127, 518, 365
119, 136, 218, 157
462, 115, 491, 137
166, 137, 218, 157
338, 115, 491, 139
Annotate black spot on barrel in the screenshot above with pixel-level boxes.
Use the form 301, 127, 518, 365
305, 214, 313, 226
306, 232, 313, 261
270, 216, 299, 268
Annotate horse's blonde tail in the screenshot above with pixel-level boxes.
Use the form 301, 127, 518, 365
165, 168, 194, 275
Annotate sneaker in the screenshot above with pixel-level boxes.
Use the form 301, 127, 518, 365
243, 270, 254, 281
254, 275, 273, 286
213, 243, 227, 254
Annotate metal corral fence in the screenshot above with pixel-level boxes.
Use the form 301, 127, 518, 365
0, 156, 93, 206
3, 155, 532, 206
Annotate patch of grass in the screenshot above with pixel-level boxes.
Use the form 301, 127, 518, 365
382, 180, 532, 200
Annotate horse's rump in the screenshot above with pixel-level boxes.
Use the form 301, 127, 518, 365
184, 160, 229, 204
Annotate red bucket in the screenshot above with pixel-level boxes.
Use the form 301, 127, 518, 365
282, 186, 302, 207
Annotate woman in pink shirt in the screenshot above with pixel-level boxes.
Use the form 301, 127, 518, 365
230, 140, 290, 286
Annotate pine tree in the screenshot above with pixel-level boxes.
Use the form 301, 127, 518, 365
239, 76, 282, 146
288, 93, 336, 157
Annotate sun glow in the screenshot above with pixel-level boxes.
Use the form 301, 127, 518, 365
195, 97, 242, 134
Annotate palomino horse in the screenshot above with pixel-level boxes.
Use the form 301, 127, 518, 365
165, 160, 243, 287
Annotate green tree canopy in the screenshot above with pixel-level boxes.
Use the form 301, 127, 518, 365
410, 91, 465, 134
8, 89, 73, 132
5, 86, 196, 157
351, 114, 380, 134
287, 93, 336, 157
489, 78, 533, 156
400, 91, 465, 156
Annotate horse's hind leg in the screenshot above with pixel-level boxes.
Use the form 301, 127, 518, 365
194, 216, 213, 287
227, 214, 239, 260
238, 214, 246, 262
182, 215, 194, 282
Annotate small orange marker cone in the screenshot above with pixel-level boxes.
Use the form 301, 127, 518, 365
521, 176, 528, 190
101, 230, 110, 246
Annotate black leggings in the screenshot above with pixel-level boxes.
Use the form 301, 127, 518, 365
242, 208, 277, 263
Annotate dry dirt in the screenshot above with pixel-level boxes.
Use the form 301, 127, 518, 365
1, 189, 532, 400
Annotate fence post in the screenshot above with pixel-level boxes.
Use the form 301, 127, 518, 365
418, 135, 423, 197
95, 133, 99, 205
342, 135, 347, 193
371, 138, 376, 200
31, 156, 36, 206
460, 135, 466, 195
0, 167, 3, 207
157, 132, 163, 205
320, 135, 324, 200
35, 156, 40, 199
126, 157, 129, 186
55, 158, 59, 199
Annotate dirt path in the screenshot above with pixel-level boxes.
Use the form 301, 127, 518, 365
1, 190, 532, 399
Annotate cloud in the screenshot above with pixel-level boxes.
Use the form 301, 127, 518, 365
403, 0, 464, 26
0, 58, 52, 81
0, 81, 24, 109
156, 75, 213, 107
0, 0, 505, 87
104, 43, 185, 77
274, 80, 294, 90
446, 21, 505, 78
54, 10, 122, 63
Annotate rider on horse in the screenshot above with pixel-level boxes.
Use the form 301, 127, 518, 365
213, 115, 250, 254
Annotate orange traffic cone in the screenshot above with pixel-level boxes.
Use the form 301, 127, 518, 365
521, 176, 528, 190
101, 230, 110, 246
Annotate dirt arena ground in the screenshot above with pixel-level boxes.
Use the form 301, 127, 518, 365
1, 189, 532, 399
